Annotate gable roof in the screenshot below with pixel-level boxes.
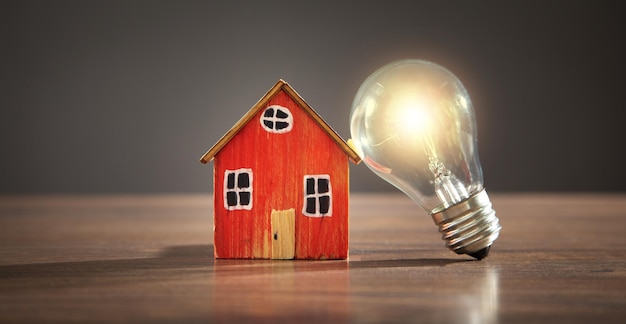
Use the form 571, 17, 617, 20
199, 79, 361, 164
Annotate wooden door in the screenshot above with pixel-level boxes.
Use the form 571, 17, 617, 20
271, 209, 295, 259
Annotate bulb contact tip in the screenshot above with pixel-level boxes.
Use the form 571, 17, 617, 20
431, 189, 501, 260
467, 246, 491, 260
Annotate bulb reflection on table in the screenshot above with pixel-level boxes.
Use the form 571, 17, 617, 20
462, 267, 500, 324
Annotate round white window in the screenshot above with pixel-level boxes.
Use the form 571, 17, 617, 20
260, 105, 293, 133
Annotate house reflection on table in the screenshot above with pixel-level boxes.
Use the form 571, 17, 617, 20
211, 259, 350, 322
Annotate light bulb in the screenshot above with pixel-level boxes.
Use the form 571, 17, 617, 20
350, 59, 501, 260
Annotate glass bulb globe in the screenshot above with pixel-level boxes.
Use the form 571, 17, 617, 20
350, 59, 501, 259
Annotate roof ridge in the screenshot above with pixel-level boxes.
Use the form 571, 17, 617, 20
199, 80, 361, 164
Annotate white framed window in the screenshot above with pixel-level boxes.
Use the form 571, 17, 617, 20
224, 168, 253, 210
303, 175, 332, 217
260, 105, 293, 133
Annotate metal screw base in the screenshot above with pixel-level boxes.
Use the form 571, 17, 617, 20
431, 189, 501, 259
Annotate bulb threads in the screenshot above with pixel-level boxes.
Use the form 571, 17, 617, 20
430, 189, 501, 259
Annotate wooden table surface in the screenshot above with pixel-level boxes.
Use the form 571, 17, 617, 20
0, 193, 625, 323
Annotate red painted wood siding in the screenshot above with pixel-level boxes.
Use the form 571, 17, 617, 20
213, 89, 349, 259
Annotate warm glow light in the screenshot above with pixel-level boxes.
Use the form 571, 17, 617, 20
394, 95, 431, 134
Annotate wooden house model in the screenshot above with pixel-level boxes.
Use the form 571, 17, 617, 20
199, 80, 361, 259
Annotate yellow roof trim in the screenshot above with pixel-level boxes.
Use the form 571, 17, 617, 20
199, 80, 361, 164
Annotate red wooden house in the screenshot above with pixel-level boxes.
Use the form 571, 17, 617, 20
199, 80, 361, 259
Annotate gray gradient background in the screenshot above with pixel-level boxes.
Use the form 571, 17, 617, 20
2, 1, 625, 194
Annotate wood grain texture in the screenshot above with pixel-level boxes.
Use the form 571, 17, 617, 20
1, 193, 625, 323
